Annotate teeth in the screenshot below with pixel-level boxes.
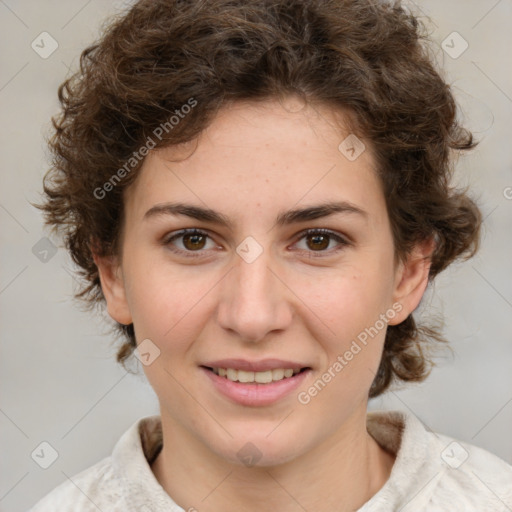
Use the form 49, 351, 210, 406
237, 370, 254, 383
272, 368, 284, 380
255, 370, 272, 384
212, 367, 303, 383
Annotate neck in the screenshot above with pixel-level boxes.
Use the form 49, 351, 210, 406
151, 408, 395, 511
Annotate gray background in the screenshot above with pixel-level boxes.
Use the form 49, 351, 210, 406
1, 0, 511, 510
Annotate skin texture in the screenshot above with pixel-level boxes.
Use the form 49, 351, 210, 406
94, 97, 433, 511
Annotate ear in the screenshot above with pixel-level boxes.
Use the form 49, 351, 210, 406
388, 237, 435, 326
92, 251, 133, 326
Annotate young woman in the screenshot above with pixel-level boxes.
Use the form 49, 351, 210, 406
30, 0, 512, 510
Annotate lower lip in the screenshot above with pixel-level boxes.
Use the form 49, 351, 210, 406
201, 367, 311, 407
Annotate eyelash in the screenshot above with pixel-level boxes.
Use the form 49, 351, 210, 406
162, 228, 350, 258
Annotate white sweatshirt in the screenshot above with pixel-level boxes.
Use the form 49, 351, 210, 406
29, 410, 512, 511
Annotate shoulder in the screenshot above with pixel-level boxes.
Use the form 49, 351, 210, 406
29, 415, 164, 511
365, 410, 512, 511
28, 456, 124, 511
428, 431, 512, 510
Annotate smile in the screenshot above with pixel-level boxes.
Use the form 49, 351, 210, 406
201, 364, 311, 406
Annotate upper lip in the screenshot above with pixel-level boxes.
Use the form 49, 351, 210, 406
201, 359, 310, 372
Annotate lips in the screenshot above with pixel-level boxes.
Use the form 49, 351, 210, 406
200, 359, 312, 406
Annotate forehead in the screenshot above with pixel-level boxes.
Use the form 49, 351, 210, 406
123, 99, 385, 226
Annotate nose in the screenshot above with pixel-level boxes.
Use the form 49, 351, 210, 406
216, 247, 293, 343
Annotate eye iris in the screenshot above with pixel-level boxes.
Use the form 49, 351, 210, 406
183, 233, 206, 250
307, 233, 329, 251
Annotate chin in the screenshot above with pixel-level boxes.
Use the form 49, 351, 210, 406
209, 431, 308, 469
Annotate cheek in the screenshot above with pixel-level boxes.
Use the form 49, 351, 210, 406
126, 263, 215, 347
306, 263, 393, 334
301, 263, 394, 392
302, 275, 391, 403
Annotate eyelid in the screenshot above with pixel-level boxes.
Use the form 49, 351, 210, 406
162, 228, 216, 257
291, 228, 351, 255
162, 227, 351, 257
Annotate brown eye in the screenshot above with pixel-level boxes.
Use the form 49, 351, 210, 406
294, 229, 349, 256
306, 233, 330, 251
182, 232, 207, 250
164, 229, 215, 257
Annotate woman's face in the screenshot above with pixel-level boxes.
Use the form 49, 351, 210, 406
98, 98, 428, 466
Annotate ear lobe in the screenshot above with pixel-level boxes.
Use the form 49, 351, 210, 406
388, 237, 435, 326
92, 251, 133, 326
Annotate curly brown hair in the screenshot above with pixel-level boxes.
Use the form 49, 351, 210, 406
35, 0, 481, 398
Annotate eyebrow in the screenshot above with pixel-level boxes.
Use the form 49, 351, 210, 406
143, 201, 367, 229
